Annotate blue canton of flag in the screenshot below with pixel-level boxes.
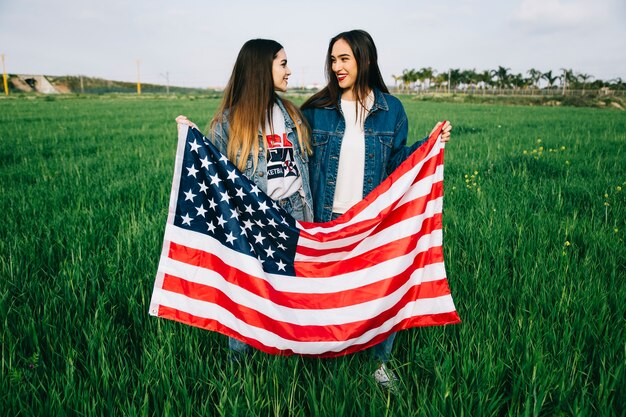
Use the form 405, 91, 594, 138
175, 126, 300, 275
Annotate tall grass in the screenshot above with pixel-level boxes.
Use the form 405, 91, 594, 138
1, 95, 624, 416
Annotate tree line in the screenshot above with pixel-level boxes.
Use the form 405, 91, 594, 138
392, 66, 626, 93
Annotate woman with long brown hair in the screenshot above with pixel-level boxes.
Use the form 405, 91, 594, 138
176, 38, 313, 356
302, 29, 452, 390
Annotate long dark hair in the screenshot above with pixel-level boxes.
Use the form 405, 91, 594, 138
212, 39, 310, 171
302, 29, 389, 111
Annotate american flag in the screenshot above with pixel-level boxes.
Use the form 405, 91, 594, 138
149, 124, 460, 357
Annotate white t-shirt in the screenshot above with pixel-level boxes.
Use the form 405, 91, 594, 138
264, 104, 302, 200
333, 95, 373, 213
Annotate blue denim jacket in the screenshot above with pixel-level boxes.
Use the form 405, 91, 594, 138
211, 97, 314, 222
302, 88, 427, 222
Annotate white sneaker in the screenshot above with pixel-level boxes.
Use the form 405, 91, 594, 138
372, 363, 399, 392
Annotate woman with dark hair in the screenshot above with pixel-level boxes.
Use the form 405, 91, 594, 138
301, 29, 452, 389
176, 38, 314, 356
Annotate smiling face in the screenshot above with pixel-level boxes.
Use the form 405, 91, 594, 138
331, 38, 358, 99
272, 48, 291, 92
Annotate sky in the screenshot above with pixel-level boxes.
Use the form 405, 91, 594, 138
1, 0, 625, 88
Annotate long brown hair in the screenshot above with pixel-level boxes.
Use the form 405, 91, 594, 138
211, 39, 310, 172
302, 29, 389, 115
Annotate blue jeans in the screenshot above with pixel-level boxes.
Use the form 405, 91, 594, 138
370, 332, 396, 363
231, 334, 396, 360
229, 337, 249, 354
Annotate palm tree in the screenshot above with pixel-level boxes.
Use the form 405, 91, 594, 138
401, 68, 418, 92
527, 68, 543, 92
608, 77, 625, 92
491, 66, 511, 90
510, 73, 527, 90
448, 68, 462, 92
414, 68, 426, 92
577, 73, 593, 92
460, 69, 478, 91
391, 74, 402, 91
433, 72, 447, 92
604, 77, 626, 94
542, 70, 559, 89
476, 70, 493, 93
560, 68, 576, 95
418, 67, 435, 91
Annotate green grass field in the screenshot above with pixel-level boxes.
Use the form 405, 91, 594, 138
1, 95, 624, 416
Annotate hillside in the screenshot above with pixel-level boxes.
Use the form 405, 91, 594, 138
5, 74, 212, 95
